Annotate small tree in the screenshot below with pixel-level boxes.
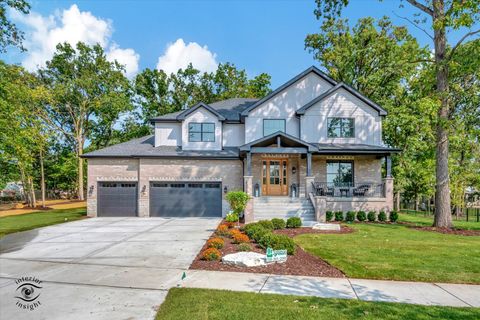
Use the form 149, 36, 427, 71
225, 191, 250, 225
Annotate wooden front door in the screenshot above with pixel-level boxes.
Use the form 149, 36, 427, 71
262, 159, 288, 196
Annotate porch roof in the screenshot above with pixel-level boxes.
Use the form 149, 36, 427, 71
313, 143, 401, 155
239, 132, 318, 153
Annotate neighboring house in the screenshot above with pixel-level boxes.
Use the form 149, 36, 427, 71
83, 66, 400, 223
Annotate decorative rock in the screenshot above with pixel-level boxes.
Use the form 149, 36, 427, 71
312, 223, 341, 231
222, 252, 267, 267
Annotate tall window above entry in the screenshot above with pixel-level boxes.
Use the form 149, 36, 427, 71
263, 119, 285, 136
327, 118, 354, 138
188, 123, 215, 142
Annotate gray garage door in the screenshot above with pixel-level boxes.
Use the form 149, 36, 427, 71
150, 182, 222, 217
97, 182, 138, 217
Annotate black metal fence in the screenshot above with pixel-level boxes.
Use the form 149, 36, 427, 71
312, 182, 385, 198
401, 207, 480, 222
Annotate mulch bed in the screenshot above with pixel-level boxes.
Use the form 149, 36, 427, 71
189, 224, 346, 278
409, 226, 480, 236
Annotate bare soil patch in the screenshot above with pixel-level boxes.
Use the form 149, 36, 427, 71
190, 223, 346, 278
410, 226, 480, 236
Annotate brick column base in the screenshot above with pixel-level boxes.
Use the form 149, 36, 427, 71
243, 176, 254, 223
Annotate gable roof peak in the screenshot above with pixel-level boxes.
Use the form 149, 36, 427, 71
176, 102, 226, 121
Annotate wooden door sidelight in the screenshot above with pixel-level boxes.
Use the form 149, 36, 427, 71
261, 159, 288, 196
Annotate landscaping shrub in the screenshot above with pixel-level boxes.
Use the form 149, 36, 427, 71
201, 248, 221, 261
367, 211, 376, 222
356, 211, 366, 222
225, 191, 250, 216
258, 233, 296, 255
244, 224, 270, 242
251, 227, 271, 243
242, 222, 258, 234
225, 212, 239, 223
237, 243, 252, 252
286, 217, 302, 228
390, 211, 399, 223
207, 237, 224, 249
378, 211, 387, 222
229, 228, 242, 238
326, 211, 334, 221
216, 224, 230, 237
271, 218, 286, 230
223, 221, 235, 229
232, 233, 250, 244
346, 211, 356, 222
335, 211, 344, 221
257, 220, 274, 230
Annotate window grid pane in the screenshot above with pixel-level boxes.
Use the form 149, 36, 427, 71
188, 122, 215, 142
327, 118, 354, 138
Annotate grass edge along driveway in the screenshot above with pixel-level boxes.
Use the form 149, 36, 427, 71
155, 288, 480, 320
294, 219, 480, 284
0, 207, 87, 238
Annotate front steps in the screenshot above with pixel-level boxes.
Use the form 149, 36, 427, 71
253, 196, 317, 226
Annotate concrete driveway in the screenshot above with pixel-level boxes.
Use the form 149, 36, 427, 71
0, 217, 220, 320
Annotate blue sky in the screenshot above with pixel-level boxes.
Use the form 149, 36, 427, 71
3, 0, 474, 87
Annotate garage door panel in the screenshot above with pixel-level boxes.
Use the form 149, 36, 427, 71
150, 182, 221, 217
98, 182, 137, 217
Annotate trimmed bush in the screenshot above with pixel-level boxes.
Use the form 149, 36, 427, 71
258, 233, 296, 255
257, 220, 274, 230
326, 211, 334, 222
232, 233, 250, 244
201, 248, 221, 261
378, 211, 387, 222
237, 243, 252, 252
346, 211, 355, 222
216, 224, 230, 237
335, 211, 344, 221
207, 237, 224, 249
225, 212, 239, 223
390, 211, 399, 223
286, 217, 302, 228
367, 211, 376, 222
271, 218, 286, 230
244, 224, 270, 242
242, 222, 258, 233
356, 211, 366, 222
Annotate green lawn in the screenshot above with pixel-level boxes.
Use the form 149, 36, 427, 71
155, 288, 480, 320
399, 212, 480, 230
295, 222, 480, 284
0, 208, 87, 237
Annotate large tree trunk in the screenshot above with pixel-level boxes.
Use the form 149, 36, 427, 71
40, 149, 46, 208
29, 176, 36, 208
77, 138, 84, 201
432, 0, 452, 228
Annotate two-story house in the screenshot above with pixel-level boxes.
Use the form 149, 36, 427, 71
83, 66, 400, 224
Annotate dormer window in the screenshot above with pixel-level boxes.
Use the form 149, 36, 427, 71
188, 123, 215, 142
327, 118, 354, 138
263, 119, 286, 136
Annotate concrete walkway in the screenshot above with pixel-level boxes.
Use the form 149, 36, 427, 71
179, 270, 480, 308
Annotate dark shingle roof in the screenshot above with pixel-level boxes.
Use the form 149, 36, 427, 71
313, 143, 401, 154
150, 98, 258, 123
82, 135, 240, 158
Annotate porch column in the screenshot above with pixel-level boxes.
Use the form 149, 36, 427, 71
243, 175, 254, 223
386, 155, 392, 178
305, 152, 314, 197
246, 152, 252, 176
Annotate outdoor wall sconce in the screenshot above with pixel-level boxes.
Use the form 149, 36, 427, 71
254, 183, 260, 197
141, 185, 147, 196
88, 185, 94, 196
292, 166, 297, 174
223, 186, 228, 194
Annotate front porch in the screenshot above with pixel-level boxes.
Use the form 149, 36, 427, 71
240, 132, 397, 223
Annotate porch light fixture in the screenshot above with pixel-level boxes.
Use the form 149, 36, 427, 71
88, 185, 94, 196
292, 166, 297, 174
223, 186, 228, 194
141, 185, 146, 195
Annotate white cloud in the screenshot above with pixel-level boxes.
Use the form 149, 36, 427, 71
106, 44, 139, 78
156, 38, 218, 74
13, 4, 139, 77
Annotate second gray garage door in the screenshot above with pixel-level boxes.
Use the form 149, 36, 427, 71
150, 182, 222, 217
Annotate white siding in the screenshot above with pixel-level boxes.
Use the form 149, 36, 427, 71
154, 122, 181, 147
182, 108, 222, 150
245, 72, 333, 143
300, 88, 382, 145
223, 123, 245, 147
